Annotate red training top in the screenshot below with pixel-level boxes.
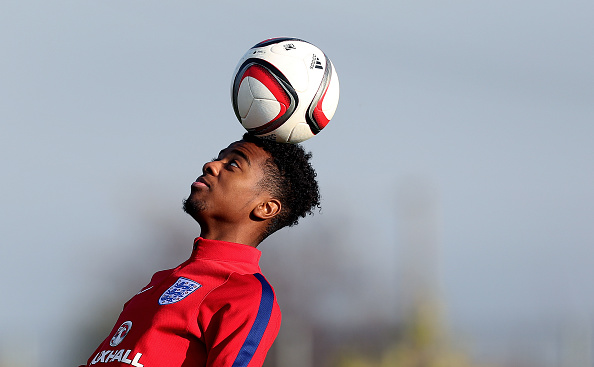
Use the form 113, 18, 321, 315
81, 237, 282, 367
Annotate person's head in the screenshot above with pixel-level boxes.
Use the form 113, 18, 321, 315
183, 133, 320, 245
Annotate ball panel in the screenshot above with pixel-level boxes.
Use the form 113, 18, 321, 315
288, 122, 315, 143
231, 59, 297, 129
321, 70, 339, 118
235, 79, 254, 119
247, 77, 276, 100
244, 66, 290, 111
242, 98, 283, 129
270, 42, 310, 58
277, 59, 310, 93
265, 51, 311, 92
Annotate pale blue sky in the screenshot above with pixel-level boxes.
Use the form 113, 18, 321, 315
1, 1, 593, 366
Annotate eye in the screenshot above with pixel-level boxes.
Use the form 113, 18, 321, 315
227, 160, 239, 169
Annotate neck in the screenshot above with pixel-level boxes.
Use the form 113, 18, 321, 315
198, 222, 262, 248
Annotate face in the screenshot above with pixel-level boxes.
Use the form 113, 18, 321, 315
183, 140, 272, 225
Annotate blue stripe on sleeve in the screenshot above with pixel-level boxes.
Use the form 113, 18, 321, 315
231, 273, 275, 367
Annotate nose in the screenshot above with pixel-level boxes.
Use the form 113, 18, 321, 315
202, 160, 221, 176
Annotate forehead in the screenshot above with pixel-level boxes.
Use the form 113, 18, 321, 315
218, 141, 271, 166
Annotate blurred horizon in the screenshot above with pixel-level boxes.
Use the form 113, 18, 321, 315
1, 1, 593, 366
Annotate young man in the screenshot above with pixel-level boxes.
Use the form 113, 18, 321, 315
80, 133, 320, 367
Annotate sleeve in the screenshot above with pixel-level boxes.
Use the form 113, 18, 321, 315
197, 272, 282, 367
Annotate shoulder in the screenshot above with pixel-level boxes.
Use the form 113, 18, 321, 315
207, 272, 277, 307
198, 272, 280, 322
197, 273, 282, 366
198, 272, 281, 338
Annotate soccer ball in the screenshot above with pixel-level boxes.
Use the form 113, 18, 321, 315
231, 38, 339, 143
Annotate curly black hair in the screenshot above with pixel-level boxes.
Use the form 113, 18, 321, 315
241, 133, 321, 241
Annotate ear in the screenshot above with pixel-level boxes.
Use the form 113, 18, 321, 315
252, 198, 282, 221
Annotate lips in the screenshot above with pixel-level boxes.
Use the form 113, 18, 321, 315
193, 177, 210, 188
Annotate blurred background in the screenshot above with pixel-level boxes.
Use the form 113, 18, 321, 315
1, 0, 593, 366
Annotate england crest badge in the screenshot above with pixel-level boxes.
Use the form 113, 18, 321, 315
158, 277, 202, 305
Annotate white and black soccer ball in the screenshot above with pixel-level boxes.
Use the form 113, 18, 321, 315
231, 38, 339, 143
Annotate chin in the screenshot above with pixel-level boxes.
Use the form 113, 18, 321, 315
183, 197, 207, 218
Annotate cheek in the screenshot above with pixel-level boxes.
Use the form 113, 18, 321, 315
229, 180, 264, 205
231, 174, 261, 193
232, 186, 261, 205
